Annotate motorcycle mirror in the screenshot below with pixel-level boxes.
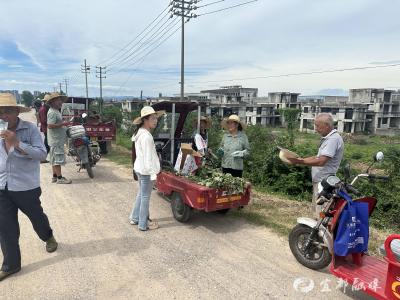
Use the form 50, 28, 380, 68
82, 113, 88, 118
374, 151, 384, 162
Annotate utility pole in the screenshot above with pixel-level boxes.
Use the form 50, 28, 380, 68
59, 82, 62, 94
170, 1, 197, 103
168, 1, 197, 164
81, 59, 90, 111
96, 66, 106, 114
63, 78, 69, 96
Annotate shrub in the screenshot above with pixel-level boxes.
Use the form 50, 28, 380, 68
243, 125, 313, 199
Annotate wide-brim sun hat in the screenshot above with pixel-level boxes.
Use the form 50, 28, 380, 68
193, 116, 212, 129
180, 143, 202, 157
43, 94, 51, 102
277, 146, 299, 165
0, 93, 31, 113
221, 114, 247, 130
46, 92, 68, 105
133, 106, 166, 125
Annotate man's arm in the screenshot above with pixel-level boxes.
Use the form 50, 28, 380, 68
2, 128, 47, 160
47, 122, 68, 129
47, 110, 69, 129
288, 155, 331, 167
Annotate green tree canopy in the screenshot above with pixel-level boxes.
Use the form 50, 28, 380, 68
21, 90, 34, 107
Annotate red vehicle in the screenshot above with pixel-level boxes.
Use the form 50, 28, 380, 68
62, 97, 116, 153
289, 152, 400, 299
136, 101, 251, 222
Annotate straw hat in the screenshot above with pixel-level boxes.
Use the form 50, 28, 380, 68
277, 146, 299, 164
0, 93, 31, 113
43, 94, 51, 102
46, 93, 68, 105
133, 106, 166, 125
193, 116, 212, 129
180, 143, 202, 157
221, 114, 247, 130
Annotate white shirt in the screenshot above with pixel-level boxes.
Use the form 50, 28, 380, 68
132, 128, 160, 180
174, 133, 207, 175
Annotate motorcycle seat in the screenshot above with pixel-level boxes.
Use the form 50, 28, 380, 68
379, 239, 400, 262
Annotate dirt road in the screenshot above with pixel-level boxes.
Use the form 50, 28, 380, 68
0, 111, 371, 299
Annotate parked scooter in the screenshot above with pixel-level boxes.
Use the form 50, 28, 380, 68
289, 152, 400, 299
67, 113, 101, 178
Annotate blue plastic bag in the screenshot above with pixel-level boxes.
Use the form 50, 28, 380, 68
333, 199, 369, 256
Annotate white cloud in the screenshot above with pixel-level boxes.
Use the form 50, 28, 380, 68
0, 0, 399, 96
15, 42, 46, 70
8, 64, 24, 68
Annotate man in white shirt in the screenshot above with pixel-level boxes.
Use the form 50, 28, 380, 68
287, 113, 344, 218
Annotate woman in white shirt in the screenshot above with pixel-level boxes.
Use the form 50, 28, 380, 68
174, 116, 211, 174
129, 106, 164, 231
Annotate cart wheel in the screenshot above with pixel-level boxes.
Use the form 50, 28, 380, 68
171, 193, 191, 223
216, 209, 230, 214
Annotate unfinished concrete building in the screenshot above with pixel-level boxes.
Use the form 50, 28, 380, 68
349, 88, 400, 135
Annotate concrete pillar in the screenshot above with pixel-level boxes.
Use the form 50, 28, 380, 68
337, 121, 344, 133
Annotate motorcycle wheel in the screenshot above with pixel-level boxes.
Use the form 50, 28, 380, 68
289, 224, 331, 270
85, 163, 94, 178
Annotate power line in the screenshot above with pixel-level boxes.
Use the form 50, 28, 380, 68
197, 0, 227, 9
108, 19, 181, 75
107, 17, 179, 71
184, 63, 400, 85
106, 12, 173, 68
98, 4, 171, 67
197, 0, 258, 16
111, 25, 182, 98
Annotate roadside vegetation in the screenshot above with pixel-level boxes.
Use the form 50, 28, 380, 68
104, 109, 399, 254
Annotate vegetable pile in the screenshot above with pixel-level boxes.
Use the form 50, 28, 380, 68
186, 167, 246, 195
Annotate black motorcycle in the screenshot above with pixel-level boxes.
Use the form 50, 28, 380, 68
66, 116, 101, 178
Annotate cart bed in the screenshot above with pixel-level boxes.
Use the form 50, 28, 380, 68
156, 171, 251, 212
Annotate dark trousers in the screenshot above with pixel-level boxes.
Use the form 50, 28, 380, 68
222, 168, 243, 178
44, 132, 50, 154
0, 187, 53, 271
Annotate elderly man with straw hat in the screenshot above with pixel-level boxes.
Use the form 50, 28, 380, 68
0, 93, 58, 282
46, 93, 72, 184
217, 114, 250, 178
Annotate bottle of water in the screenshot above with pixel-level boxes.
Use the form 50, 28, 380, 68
0, 119, 8, 137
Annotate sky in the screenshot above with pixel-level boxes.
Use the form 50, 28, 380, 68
0, 0, 400, 98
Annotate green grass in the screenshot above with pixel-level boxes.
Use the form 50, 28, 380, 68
103, 142, 131, 167
116, 130, 132, 150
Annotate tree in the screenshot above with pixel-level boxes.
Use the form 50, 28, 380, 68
102, 104, 123, 126
279, 108, 301, 147
38, 92, 50, 99
21, 90, 34, 107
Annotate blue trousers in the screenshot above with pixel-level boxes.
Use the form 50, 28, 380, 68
129, 173, 154, 230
